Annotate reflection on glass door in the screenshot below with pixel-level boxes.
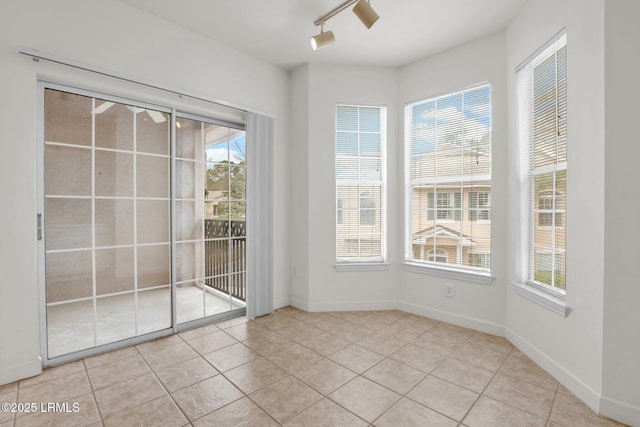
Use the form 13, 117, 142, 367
175, 117, 246, 324
43, 88, 171, 358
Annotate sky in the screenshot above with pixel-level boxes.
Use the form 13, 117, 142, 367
206, 134, 246, 164
410, 85, 491, 155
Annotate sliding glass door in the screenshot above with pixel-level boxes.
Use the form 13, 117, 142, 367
41, 85, 246, 363
175, 116, 247, 324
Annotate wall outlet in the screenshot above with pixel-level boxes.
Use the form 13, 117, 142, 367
291, 267, 297, 278
445, 284, 455, 298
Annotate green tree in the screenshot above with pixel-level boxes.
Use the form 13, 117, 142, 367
207, 160, 246, 220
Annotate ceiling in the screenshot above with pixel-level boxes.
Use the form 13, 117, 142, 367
118, 0, 527, 70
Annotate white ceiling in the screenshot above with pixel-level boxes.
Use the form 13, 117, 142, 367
118, 0, 527, 69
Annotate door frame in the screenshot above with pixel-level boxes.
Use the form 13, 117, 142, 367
37, 81, 247, 367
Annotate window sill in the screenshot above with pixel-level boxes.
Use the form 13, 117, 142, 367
334, 262, 391, 272
401, 261, 494, 285
511, 281, 571, 317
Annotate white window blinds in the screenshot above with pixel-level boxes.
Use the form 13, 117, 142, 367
518, 33, 567, 292
336, 105, 386, 261
406, 84, 492, 273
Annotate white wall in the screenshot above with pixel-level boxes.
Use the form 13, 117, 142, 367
3, 2, 637, 423
505, 0, 607, 413
289, 65, 310, 305
602, 1, 640, 424
289, 63, 400, 311
397, 32, 509, 335
0, 0, 290, 384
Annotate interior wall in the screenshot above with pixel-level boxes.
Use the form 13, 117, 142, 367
289, 65, 310, 305
505, 0, 606, 411
289, 63, 400, 311
0, 0, 290, 385
602, 1, 640, 424
397, 32, 509, 335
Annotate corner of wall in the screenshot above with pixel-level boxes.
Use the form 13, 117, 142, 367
0, 357, 41, 386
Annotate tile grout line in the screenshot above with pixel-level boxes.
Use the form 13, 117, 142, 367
546, 380, 561, 425
459, 342, 565, 424
190, 322, 285, 425
83, 357, 107, 425
292, 310, 448, 425
384, 329, 479, 425
6, 309, 624, 426
457, 344, 516, 424
271, 309, 400, 424
129, 338, 193, 425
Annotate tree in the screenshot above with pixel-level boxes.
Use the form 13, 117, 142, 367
207, 160, 246, 220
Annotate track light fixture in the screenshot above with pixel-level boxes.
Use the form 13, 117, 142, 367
352, 0, 379, 29
310, 0, 379, 50
310, 22, 335, 51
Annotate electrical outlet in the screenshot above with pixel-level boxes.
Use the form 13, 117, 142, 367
445, 284, 454, 298
291, 267, 297, 278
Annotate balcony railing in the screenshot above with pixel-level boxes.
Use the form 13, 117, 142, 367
204, 219, 246, 301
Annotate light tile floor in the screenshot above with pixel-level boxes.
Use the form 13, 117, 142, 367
47, 284, 244, 358
0, 307, 627, 426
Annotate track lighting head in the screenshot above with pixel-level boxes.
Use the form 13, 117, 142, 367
352, 0, 379, 29
310, 24, 335, 51
310, 0, 379, 51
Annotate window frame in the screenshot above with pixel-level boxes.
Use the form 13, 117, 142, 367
513, 30, 570, 316
335, 104, 388, 267
403, 83, 493, 283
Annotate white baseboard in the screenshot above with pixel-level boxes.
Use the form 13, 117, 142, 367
0, 356, 42, 386
505, 327, 601, 412
289, 296, 309, 312
290, 296, 397, 313
600, 395, 640, 426
398, 301, 505, 336
273, 297, 290, 310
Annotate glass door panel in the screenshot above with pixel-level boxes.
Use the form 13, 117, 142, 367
176, 118, 246, 324
43, 88, 171, 359
42, 86, 246, 362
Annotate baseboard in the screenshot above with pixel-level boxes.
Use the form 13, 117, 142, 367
600, 395, 640, 426
398, 301, 505, 336
289, 296, 309, 312
0, 356, 42, 386
290, 296, 397, 313
505, 327, 601, 412
273, 296, 290, 310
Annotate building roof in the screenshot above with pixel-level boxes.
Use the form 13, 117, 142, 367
412, 224, 476, 247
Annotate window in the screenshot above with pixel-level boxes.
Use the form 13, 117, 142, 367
518, 33, 567, 292
336, 105, 386, 261
537, 191, 563, 227
406, 84, 492, 273
427, 248, 448, 263
427, 192, 462, 221
469, 191, 491, 221
469, 252, 491, 269
359, 194, 376, 226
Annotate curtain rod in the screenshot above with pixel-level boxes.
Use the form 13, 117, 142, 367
19, 47, 271, 117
